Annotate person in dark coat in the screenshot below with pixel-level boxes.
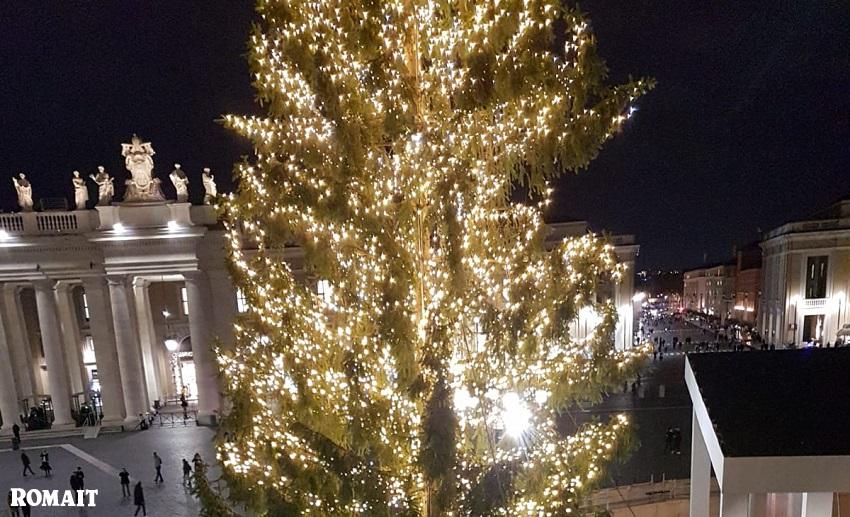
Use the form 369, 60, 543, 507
133, 481, 146, 516
8, 490, 19, 517
119, 468, 131, 497
74, 467, 85, 489
70, 472, 80, 491
20, 452, 34, 477
39, 450, 51, 477
12, 423, 20, 441
182, 459, 192, 487
20, 497, 30, 517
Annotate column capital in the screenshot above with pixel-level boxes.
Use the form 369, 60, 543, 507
54, 280, 78, 293
32, 278, 57, 292
132, 277, 151, 289
106, 274, 130, 287
182, 270, 207, 283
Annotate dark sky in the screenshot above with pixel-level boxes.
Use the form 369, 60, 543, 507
1, 2, 848, 269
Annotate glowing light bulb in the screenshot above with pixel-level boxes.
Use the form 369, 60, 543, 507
502, 392, 531, 439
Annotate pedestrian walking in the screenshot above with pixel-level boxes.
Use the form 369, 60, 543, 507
19, 498, 29, 517
133, 481, 146, 516
12, 423, 20, 441
119, 468, 131, 497
672, 427, 683, 454
182, 459, 192, 487
8, 490, 19, 517
39, 450, 51, 477
153, 452, 163, 483
20, 452, 34, 477
180, 393, 189, 420
70, 472, 80, 492
192, 452, 202, 469
75, 467, 85, 489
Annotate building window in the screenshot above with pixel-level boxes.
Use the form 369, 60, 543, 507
82, 293, 90, 321
805, 256, 828, 299
82, 336, 96, 364
236, 289, 248, 313
181, 286, 189, 315
313, 279, 326, 301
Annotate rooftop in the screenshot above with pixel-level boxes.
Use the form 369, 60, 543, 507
687, 349, 850, 457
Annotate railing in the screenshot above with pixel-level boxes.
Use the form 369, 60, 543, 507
803, 298, 827, 309
0, 211, 94, 235
153, 410, 198, 428
585, 478, 719, 512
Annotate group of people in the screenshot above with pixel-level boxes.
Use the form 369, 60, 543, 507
10, 447, 206, 517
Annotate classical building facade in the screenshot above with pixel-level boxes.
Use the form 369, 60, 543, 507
0, 138, 642, 435
683, 263, 736, 322
759, 198, 850, 347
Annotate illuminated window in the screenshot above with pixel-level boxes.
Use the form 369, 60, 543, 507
805, 256, 828, 299
82, 336, 96, 364
82, 293, 90, 321
316, 279, 332, 304
181, 287, 189, 315
236, 289, 248, 313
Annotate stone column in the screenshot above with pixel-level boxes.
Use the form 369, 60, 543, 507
690, 409, 711, 517
720, 493, 749, 517
132, 278, 162, 405
32, 280, 73, 427
207, 269, 238, 352
2, 285, 36, 399
184, 271, 220, 425
55, 282, 87, 397
107, 275, 148, 423
81, 277, 126, 424
0, 289, 21, 434
801, 492, 833, 517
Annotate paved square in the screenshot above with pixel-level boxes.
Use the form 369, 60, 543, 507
0, 426, 219, 516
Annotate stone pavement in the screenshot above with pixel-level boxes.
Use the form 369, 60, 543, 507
0, 426, 218, 516
562, 316, 706, 488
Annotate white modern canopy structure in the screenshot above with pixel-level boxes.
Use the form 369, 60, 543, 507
686, 350, 850, 516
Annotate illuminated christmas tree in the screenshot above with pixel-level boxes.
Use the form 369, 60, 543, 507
210, 1, 651, 515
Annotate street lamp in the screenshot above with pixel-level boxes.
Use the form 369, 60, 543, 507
163, 309, 183, 398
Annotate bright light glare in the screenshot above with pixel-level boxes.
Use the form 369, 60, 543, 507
453, 387, 478, 412
164, 338, 180, 352
632, 292, 647, 303
0, 229, 8, 240
167, 220, 180, 231
502, 392, 531, 439
113, 222, 125, 233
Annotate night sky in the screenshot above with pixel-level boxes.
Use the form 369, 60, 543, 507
1, 2, 848, 269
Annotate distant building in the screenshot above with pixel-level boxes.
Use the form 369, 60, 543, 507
545, 222, 640, 350
731, 245, 761, 325
759, 197, 850, 347
683, 263, 736, 322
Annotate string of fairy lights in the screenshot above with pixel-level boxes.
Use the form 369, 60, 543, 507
210, 0, 652, 515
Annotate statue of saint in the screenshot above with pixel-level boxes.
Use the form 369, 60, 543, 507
121, 134, 165, 202
169, 164, 189, 203
72, 170, 89, 210
201, 167, 217, 205
12, 173, 33, 212
89, 166, 114, 206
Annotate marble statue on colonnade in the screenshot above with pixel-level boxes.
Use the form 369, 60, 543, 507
89, 166, 114, 205
169, 164, 189, 203
12, 173, 33, 212
201, 167, 216, 205
72, 170, 89, 210
121, 134, 165, 203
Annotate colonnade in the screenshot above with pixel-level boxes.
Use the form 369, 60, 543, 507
0, 269, 235, 432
